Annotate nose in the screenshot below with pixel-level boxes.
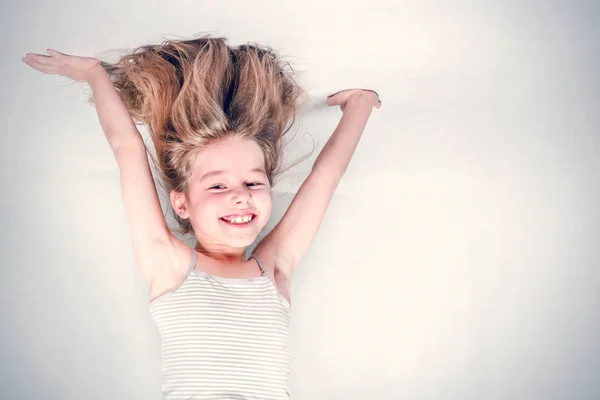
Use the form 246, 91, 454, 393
232, 187, 252, 204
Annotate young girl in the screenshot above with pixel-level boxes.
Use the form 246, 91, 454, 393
22, 36, 380, 399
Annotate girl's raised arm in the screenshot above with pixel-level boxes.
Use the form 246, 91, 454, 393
23, 50, 177, 287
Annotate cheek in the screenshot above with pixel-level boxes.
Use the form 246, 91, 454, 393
255, 191, 272, 218
189, 194, 219, 220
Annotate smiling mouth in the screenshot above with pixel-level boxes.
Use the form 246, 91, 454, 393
220, 214, 256, 226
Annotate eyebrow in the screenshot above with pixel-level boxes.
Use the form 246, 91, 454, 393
200, 168, 266, 182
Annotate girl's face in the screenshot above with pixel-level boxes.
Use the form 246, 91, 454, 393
171, 137, 272, 259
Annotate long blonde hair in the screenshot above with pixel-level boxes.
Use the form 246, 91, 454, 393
100, 35, 311, 235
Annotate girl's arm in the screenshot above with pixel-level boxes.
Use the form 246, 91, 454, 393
23, 50, 176, 286
255, 90, 381, 277
313, 90, 380, 176
85, 64, 142, 150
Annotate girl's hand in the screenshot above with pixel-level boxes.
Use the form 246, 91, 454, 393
326, 88, 381, 112
22, 49, 102, 83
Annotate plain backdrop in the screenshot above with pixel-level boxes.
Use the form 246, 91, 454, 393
1, 0, 599, 399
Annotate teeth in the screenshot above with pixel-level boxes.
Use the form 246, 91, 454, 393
226, 214, 254, 224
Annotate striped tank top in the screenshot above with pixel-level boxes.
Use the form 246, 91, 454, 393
149, 250, 292, 400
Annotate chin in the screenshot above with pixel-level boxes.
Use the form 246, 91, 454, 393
223, 232, 259, 247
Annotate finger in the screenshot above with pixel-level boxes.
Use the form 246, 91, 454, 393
47, 49, 68, 59
22, 58, 60, 74
25, 53, 60, 67
327, 92, 347, 106
327, 89, 342, 99
23, 59, 59, 74
24, 53, 50, 62
366, 89, 379, 99
361, 89, 381, 108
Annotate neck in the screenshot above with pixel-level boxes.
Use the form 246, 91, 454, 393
194, 243, 247, 264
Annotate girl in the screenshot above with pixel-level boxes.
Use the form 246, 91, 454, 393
22, 36, 381, 399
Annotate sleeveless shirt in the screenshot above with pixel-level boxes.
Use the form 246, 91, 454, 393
149, 250, 292, 399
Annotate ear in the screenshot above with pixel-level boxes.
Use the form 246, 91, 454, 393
170, 190, 189, 219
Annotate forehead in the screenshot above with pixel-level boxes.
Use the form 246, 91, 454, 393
191, 137, 265, 178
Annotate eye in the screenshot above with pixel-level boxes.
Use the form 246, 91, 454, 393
209, 183, 263, 190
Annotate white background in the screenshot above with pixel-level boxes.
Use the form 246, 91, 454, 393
1, 0, 599, 399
